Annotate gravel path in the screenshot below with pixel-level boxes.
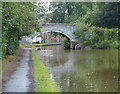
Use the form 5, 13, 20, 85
3, 48, 32, 92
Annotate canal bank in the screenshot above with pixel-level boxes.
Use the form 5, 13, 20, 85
32, 49, 59, 92
32, 42, 61, 47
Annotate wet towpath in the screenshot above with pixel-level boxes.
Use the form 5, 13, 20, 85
3, 48, 32, 92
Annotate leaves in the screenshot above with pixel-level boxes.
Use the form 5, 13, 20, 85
74, 22, 119, 49
47, 2, 119, 28
2, 2, 42, 55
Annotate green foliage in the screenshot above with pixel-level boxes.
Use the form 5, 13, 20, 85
110, 40, 119, 49
73, 23, 91, 43
32, 42, 61, 47
74, 23, 119, 49
49, 32, 59, 38
88, 2, 119, 28
94, 40, 110, 49
61, 37, 70, 49
19, 44, 28, 48
2, 2, 41, 55
47, 2, 119, 49
47, 2, 119, 29
48, 2, 93, 23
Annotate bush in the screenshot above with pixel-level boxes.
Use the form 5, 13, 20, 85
73, 23, 91, 43
110, 40, 120, 49
61, 37, 70, 49
95, 40, 110, 49
73, 22, 119, 49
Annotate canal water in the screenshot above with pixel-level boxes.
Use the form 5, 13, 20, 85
37, 45, 118, 92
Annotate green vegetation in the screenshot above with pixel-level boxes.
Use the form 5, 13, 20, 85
2, 2, 41, 56
47, 2, 119, 49
2, 2, 119, 55
32, 42, 61, 47
19, 44, 28, 48
32, 49, 59, 92
61, 37, 70, 49
73, 23, 119, 49
47, 2, 119, 28
2, 48, 20, 72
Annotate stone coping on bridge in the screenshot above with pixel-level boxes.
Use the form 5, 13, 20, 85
44, 23, 76, 26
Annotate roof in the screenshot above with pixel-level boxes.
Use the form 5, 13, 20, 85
39, 21, 46, 25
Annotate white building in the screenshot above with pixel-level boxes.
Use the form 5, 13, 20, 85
29, 32, 43, 44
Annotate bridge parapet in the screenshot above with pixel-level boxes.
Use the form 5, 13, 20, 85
41, 23, 77, 42
41, 23, 78, 49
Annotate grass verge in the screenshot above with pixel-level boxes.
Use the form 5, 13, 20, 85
19, 44, 28, 48
32, 49, 59, 92
32, 42, 61, 47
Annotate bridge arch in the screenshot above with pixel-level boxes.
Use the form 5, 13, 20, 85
41, 30, 71, 41
41, 23, 76, 42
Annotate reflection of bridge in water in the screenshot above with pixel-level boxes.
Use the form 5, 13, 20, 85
41, 23, 77, 48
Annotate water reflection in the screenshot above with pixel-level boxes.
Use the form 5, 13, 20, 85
37, 46, 118, 92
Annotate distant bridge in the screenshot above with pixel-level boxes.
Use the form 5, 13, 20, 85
41, 23, 77, 48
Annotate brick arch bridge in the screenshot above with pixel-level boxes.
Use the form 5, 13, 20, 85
41, 23, 77, 48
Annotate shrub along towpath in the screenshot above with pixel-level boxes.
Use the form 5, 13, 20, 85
3, 48, 33, 92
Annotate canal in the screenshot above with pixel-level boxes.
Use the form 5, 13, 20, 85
37, 45, 118, 92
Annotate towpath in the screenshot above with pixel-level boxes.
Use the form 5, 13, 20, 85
3, 48, 32, 92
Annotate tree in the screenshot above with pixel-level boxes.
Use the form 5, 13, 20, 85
47, 2, 119, 29
48, 2, 93, 23
2, 2, 42, 55
87, 2, 119, 28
